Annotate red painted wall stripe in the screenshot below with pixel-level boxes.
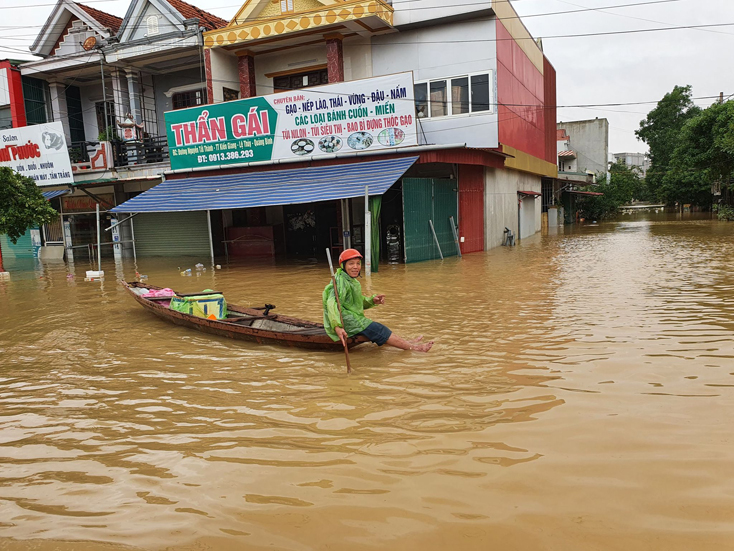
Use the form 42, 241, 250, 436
543, 56, 557, 165
496, 20, 547, 161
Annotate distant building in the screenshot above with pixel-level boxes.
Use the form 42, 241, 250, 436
557, 118, 609, 183
612, 152, 650, 177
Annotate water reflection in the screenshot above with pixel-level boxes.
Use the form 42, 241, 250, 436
1, 213, 733, 550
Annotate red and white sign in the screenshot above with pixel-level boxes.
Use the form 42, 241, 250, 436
0, 122, 74, 185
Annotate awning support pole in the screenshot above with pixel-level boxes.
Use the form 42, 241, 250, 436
429, 219, 443, 260
130, 214, 137, 264
207, 210, 214, 265
96, 202, 102, 272
364, 185, 371, 277
341, 199, 351, 249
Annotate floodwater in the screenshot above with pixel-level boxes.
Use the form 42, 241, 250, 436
1, 213, 734, 551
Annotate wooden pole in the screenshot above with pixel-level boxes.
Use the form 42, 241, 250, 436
326, 248, 352, 374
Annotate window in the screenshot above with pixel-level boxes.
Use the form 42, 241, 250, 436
414, 72, 493, 119
414, 83, 428, 119
273, 69, 329, 92
223, 87, 239, 102
146, 15, 159, 36
95, 101, 115, 139
451, 77, 469, 115
172, 88, 206, 110
429, 80, 447, 117
470, 74, 490, 112
22, 76, 49, 125
0, 106, 11, 130
280, 0, 294, 13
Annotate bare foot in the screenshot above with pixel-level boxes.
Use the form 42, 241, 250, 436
411, 341, 433, 352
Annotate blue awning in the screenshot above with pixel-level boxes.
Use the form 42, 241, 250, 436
111, 157, 419, 213
42, 189, 70, 200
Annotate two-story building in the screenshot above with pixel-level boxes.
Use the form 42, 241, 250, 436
111, 0, 558, 265
13, 0, 226, 261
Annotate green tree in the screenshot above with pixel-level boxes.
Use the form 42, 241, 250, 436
0, 167, 58, 271
665, 100, 734, 205
636, 85, 701, 203
577, 161, 645, 220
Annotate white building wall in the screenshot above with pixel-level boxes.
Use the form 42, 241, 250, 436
392, 0, 491, 27
484, 167, 542, 249
209, 48, 239, 104
371, 19, 498, 148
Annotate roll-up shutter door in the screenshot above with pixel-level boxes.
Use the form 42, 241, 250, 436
0, 232, 36, 259
402, 178, 458, 263
133, 211, 210, 257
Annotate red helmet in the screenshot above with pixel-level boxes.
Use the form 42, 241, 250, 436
339, 248, 363, 264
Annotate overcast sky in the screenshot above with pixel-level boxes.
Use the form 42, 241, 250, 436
1, 0, 732, 152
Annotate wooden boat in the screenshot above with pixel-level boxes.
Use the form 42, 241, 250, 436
121, 281, 368, 350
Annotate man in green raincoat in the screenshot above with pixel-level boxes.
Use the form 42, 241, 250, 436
323, 249, 433, 352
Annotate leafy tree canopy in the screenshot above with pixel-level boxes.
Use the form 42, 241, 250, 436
636, 85, 701, 200
0, 167, 59, 244
577, 161, 646, 220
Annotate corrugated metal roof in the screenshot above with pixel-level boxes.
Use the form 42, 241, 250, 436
111, 157, 419, 213
518, 190, 541, 197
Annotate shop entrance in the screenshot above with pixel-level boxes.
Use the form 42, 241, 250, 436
283, 200, 339, 258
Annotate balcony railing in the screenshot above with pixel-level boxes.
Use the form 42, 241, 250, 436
69, 135, 169, 170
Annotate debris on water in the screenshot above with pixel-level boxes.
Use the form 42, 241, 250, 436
216, 265, 222, 270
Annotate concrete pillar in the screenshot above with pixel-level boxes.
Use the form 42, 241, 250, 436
325, 34, 344, 83
237, 52, 256, 98
204, 49, 214, 104
47, 80, 71, 143
125, 68, 142, 124
110, 68, 128, 122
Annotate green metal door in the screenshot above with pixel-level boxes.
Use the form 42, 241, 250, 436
133, 212, 210, 257
433, 180, 459, 256
402, 178, 458, 263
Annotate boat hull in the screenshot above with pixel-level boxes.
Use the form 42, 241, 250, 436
121, 281, 367, 351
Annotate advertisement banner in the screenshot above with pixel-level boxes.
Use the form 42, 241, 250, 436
165, 72, 418, 171
0, 122, 73, 185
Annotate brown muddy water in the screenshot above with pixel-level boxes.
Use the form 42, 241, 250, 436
1, 213, 734, 551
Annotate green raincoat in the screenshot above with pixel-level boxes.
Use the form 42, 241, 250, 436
322, 268, 377, 341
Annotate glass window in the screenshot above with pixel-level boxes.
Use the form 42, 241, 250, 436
280, 0, 294, 13
429, 80, 447, 118
414, 83, 428, 119
471, 74, 490, 112
0, 106, 11, 130
451, 77, 469, 115
273, 69, 328, 92
172, 89, 206, 110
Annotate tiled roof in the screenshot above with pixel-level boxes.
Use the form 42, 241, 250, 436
167, 0, 228, 31
76, 3, 123, 33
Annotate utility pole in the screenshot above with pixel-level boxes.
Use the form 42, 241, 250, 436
720, 92, 724, 104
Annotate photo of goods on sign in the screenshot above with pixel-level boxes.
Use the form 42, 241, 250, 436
347, 132, 373, 150
378, 128, 405, 147
318, 136, 342, 153
291, 139, 315, 156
